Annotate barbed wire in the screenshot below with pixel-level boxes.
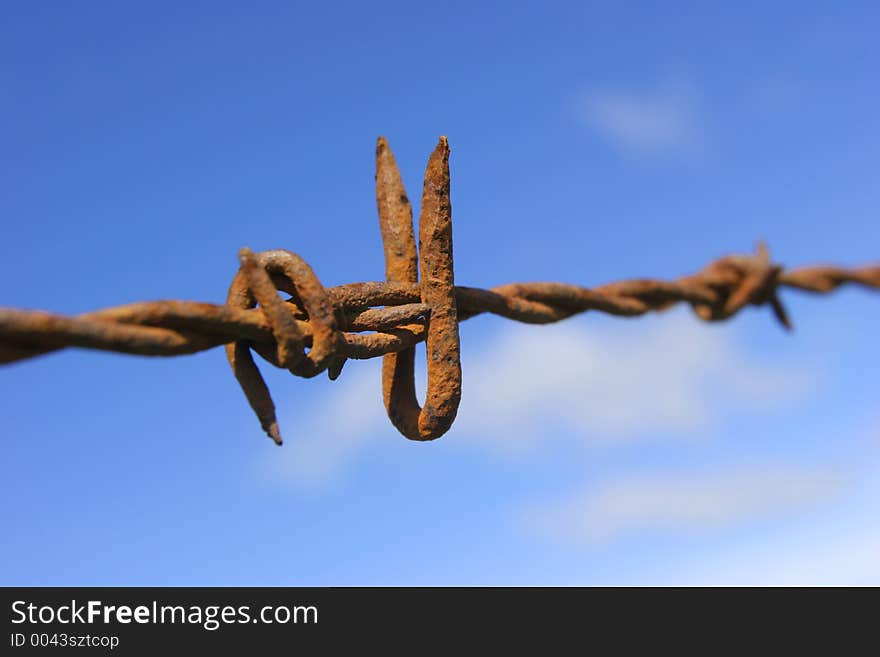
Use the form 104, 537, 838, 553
1, 137, 878, 444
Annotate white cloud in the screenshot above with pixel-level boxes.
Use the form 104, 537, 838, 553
665, 424, 880, 585
682, 525, 880, 586
580, 83, 703, 156
259, 359, 387, 489
259, 310, 815, 487
456, 313, 813, 455
519, 464, 846, 544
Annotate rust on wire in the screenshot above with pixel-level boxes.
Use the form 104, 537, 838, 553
0, 137, 878, 445
377, 136, 462, 440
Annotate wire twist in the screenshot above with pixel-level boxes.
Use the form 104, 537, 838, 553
1, 137, 878, 444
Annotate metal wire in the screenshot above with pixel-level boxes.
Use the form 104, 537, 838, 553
1, 137, 878, 444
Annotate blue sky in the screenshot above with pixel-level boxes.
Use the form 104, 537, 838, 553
1, 2, 878, 585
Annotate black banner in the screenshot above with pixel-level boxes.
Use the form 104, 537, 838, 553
0, 587, 868, 652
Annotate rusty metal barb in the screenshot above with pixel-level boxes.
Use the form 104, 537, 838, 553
1, 137, 878, 445
378, 136, 462, 441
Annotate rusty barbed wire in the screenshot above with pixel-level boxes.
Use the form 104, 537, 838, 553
1, 136, 878, 444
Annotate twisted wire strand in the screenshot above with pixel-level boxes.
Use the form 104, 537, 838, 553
1, 137, 878, 444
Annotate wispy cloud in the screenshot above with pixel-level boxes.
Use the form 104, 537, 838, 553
580, 83, 704, 156
680, 525, 880, 586
259, 360, 387, 489
259, 311, 815, 487
663, 422, 880, 584
519, 464, 846, 544
456, 313, 813, 455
